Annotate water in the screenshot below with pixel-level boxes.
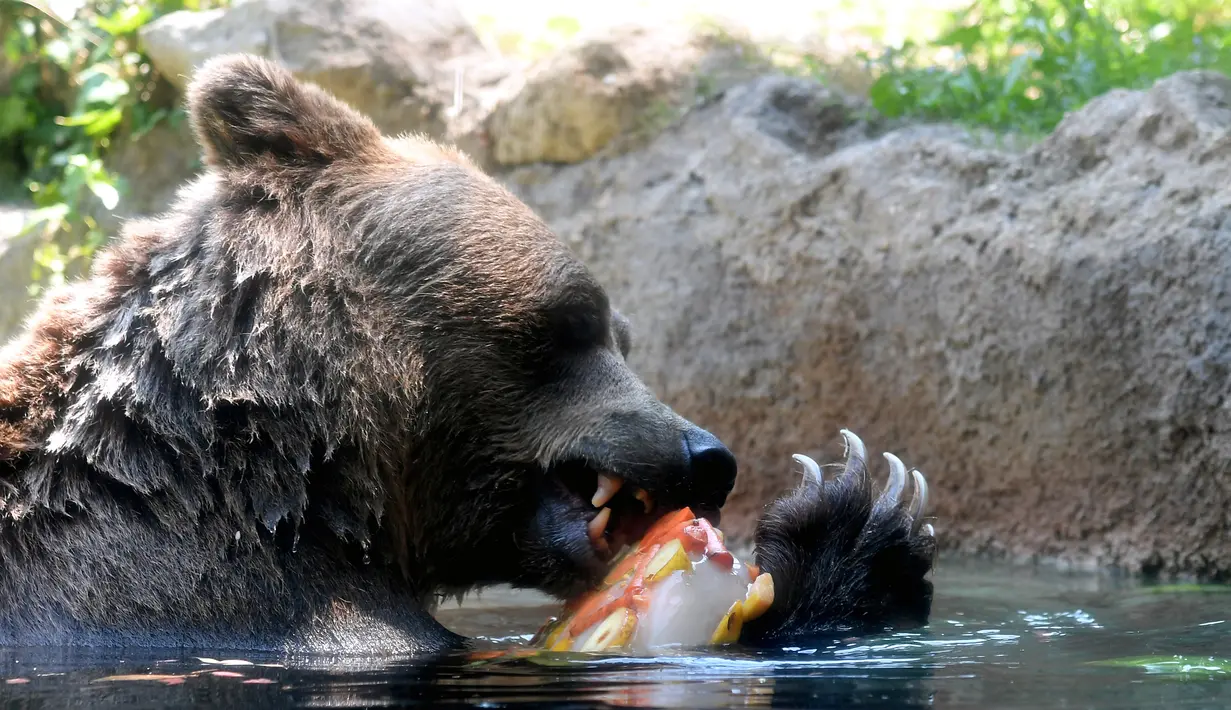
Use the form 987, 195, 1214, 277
2, 558, 1229, 709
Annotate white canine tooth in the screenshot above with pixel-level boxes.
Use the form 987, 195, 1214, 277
588, 507, 611, 542
592, 474, 624, 508
922, 523, 935, 537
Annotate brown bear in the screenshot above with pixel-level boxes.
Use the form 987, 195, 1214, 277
0, 54, 935, 654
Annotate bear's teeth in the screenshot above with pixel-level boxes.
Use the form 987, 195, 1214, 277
589, 507, 612, 542
592, 474, 623, 508
634, 488, 654, 513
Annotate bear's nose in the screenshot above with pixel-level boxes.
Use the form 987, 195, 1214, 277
682, 426, 738, 509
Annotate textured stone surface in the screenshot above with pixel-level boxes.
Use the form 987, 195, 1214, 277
131, 0, 531, 193
139, 0, 504, 140
0, 206, 39, 344
484, 25, 771, 166
106, 115, 202, 221
507, 70, 1231, 578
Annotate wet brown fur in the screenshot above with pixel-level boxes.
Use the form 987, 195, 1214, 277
0, 55, 746, 653
0, 55, 934, 654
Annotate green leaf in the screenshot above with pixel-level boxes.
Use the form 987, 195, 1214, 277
55, 111, 103, 128
130, 105, 169, 138
56, 107, 124, 136
0, 96, 34, 139
83, 107, 124, 137
867, 74, 910, 116
1002, 54, 1031, 94
934, 24, 984, 51
95, 4, 155, 36
77, 67, 131, 107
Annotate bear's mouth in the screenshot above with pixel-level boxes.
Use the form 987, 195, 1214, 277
549, 459, 675, 563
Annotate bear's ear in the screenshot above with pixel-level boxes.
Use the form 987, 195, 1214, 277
186, 53, 381, 170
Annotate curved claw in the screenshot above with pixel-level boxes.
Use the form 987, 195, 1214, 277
838, 429, 867, 480
792, 454, 823, 486
881, 452, 907, 505
909, 469, 929, 532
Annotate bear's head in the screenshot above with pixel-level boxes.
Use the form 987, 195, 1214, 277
176, 55, 739, 599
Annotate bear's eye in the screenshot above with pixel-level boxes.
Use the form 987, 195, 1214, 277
548, 305, 609, 354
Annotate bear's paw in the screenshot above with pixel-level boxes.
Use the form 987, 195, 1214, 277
744, 429, 937, 643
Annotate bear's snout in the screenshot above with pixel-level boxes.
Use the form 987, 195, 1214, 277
681, 425, 738, 516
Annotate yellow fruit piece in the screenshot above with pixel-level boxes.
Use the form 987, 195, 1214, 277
541, 620, 571, 651
742, 572, 775, 622
578, 607, 638, 652
710, 600, 744, 645
602, 545, 642, 585
644, 538, 691, 583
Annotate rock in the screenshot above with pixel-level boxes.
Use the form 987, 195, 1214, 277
107, 113, 202, 221
0, 206, 40, 343
506, 70, 1231, 578
485, 25, 772, 166
139, 0, 507, 141
138, 5, 264, 88
125, 14, 765, 213
115, 0, 520, 217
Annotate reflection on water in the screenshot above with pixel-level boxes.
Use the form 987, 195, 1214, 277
2, 558, 1231, 708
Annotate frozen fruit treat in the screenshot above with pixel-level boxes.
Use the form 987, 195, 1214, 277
532, 507, 774, 653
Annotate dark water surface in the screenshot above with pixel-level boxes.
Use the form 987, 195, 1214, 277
2, 558, 1229, 709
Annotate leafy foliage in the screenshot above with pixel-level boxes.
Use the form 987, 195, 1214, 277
859, 0, 1231, 135
0, 0, 223, 292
